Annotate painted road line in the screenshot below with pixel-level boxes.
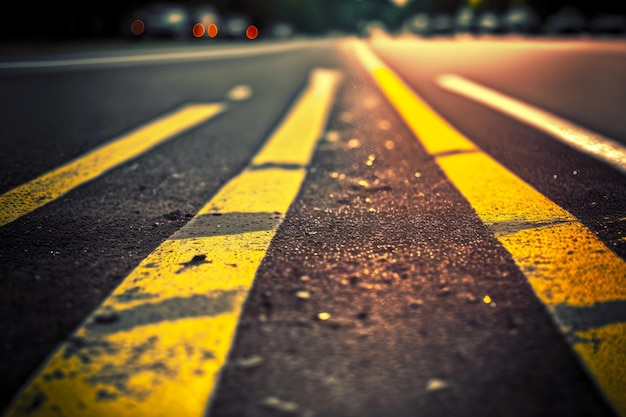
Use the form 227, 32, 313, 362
0, 104, 224, 228
435, 73, 626, 174
351, 40, 626, 417
374, 37, 626, 53
2, 68, 341, 417
0, 40, 329, 70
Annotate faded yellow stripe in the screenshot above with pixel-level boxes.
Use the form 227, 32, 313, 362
497, 222, 626, 306
353, 42, 626, 416
435, 151, 572, 226
199, 168, 306, 215
573, 323, 626, 415
252, 69, 341, 167
372, 68, 476, 155
438, 152, 626, 306
0, 104, 224, 227
2, 68, 341, 417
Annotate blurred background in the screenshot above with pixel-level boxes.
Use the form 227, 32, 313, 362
1, 0, 625, 43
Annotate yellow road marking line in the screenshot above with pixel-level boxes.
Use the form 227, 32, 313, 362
574, 322, 626, 415
2, 67, 341, 417
436, 74, 626, 174
351, 40, 626, 417
0, 104, 225, 228
438, 153, 626, 306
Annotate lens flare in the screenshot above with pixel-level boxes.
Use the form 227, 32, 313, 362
131, 19, 144, 36
246, 25, 258, 40
193, 23, 205, 38
207, 23, 218, 38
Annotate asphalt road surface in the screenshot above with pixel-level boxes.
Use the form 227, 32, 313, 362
0, 35, 625, 417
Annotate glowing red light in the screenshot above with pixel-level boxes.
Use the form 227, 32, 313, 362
207, 23, 218, 38
192, 23, 205, 38
131, 20, 145, 36
246, 25, 258, 40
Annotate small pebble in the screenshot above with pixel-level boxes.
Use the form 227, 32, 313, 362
317, 312, 331, 321
235, 355, 263, 369
324, 131, 340, 143
426, 378, 449, 392
261, 396, 298, 413
347, 138, 361, 148
296, 291, 311, 299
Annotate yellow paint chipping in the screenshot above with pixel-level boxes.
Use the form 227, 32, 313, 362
0, 104, 225, 227
437, 152, 573, 226
573, 323, 626, 415
2, 68, 342, 417
437, 152, 626, 307
8, 316, 244, 417
498, 222, 626, 306
351, 40, 626, 417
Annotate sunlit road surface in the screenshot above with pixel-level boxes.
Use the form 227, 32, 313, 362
0, 36, 625, 417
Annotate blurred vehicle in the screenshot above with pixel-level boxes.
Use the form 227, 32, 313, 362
543, 7, 587, 36
589, 13, 626, 36
404, 13, 431, 37
223, 13, 251, 39
476, 11, 506, 35
454, 7, 478, 34
121, 2, 191, 39
503, 5, 540, 34
431, 13, 454, 36
268, 22, 294, 39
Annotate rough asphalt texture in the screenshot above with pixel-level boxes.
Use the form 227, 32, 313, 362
208, 53, 618, 417
0, 40, 623, 416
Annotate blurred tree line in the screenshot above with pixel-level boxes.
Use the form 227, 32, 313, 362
1, 0, 625, 41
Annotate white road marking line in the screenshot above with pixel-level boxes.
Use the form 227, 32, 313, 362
0, 41, 327, 70
435, 73, 626, 174
379, 37, 626, 53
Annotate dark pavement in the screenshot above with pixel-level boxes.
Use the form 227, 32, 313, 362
0, 36, 624, 417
